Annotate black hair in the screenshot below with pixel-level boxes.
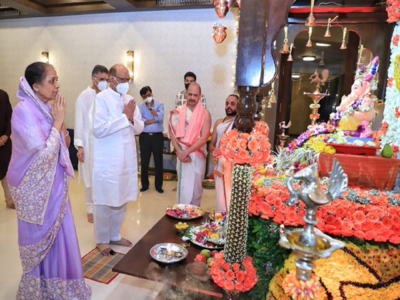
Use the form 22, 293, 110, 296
25, 62, 52, 89
140, 86, 152, 96
184, 71, 196, 81
227, 94, 239, 101
92, 65, 109, 77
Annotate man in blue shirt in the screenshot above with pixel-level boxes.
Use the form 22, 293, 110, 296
138, 86, 164, 193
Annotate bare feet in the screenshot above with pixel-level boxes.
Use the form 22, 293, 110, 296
6, 203, 15, 209
87, 213, 93, 223
172, 187, 177, 192
97, 243, 112, 256
110, 237, 133, 247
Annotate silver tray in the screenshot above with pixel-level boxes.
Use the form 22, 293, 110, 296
165, 204, 205, 220
150, 243, 188, 264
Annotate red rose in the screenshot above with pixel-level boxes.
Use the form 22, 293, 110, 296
354, 231, 365, 239
342, 220, 354, 231
324, 215, 336, 225
222, 263, 231, 271
224, 280, 235, 291
280, 193, 289, 202
226, 270, 235, 281
374, 234, 389, 243
217, 269, 226, 282
367, 212, 380, 223
232, 263, 240, 273
287, 211, 298, 223
363, 221, 374, 232
341, 230, 353, 237
235, 282, 244, 292
324, 224, 336, 233
259, 204, 273, 218
279, 204, 288, 213
394, 34, 399, 46
273, 198, 282, 208
243, 277, 256, 290
392, 215, 400, 225
365, 230, 376, 241
273, 213, 284, 224
236, 271, 245, 283
335, 207, 347, 219
389, 236, 400, 244
341, 200, 352, 208
354, 211, 367, 224
345, 208, 356, 218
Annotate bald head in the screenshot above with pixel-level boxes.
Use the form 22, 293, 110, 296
186, 82, 202, 111
109, 64, 130, 93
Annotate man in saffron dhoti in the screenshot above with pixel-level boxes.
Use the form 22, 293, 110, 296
169, 82, 211, 206
74, 64, 109, 223
90, 64, 144, 256
209, 94, 238, 212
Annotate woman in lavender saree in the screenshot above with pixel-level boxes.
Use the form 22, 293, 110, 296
7, 62, 91, 300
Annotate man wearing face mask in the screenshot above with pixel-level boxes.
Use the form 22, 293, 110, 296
175, 71, 207, 108
138, 86, 164, 193
74, 65, 109, 223
89, 64, 144, 256
208, 94, 238, 212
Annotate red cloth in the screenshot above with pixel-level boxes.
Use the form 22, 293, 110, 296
319, 153, 400, 190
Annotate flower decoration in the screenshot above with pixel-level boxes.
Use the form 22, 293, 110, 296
249, 177, 400, 244
220, 121, 271, 165
381, 24, 400, 158
210, 251, 258, 294
386, 0, 400, 23
288, 124, 329, 151
282, 272, 321, 300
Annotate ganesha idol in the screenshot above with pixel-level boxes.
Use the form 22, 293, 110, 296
331, 56, 379, 138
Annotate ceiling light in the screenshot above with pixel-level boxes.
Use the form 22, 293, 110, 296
292, 74, 301, 78
316, 43, 331, 47
303, 56, 316, 61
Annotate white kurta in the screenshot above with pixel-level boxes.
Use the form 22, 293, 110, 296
89, 88, 144, 207
214, 118, 235, 212
74, 86, 96, 188
171, 108, 207, 206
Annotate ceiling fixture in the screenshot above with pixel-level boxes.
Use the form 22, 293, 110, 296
292, 74, 301, 78
303, 56, 316, 61
316, 43, 331, 47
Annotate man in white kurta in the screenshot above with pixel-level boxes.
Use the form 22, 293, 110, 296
209, 94, 238, 212
74, 65, 109, 223
90, 64, 144, 256
169, 83, 211, 206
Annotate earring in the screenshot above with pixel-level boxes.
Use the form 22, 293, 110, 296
35, 89, 39, 92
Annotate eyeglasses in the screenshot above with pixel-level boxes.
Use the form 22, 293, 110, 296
113, 75, 132, 84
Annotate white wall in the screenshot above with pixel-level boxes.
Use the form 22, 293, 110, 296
0, 8, 239, 131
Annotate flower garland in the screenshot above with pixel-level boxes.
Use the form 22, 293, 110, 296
282, 272, 321, 300
288, 124, 333, 151
381, 23, 400, 158
210, 251, 258, 294
249, 178, 400, 244
220, 121, 271, 165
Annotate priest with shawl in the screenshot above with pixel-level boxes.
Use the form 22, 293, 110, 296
169, 83, 212, 206
209, 94, 238, 212
8, 62, 91, 299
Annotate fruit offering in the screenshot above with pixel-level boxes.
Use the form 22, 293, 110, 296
209, 211, 227, 222
166, 204, 204, 220
174, 222, 189, 233
185, 222, 226, 249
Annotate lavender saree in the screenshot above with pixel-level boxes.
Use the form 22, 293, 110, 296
7, 77, 91, 300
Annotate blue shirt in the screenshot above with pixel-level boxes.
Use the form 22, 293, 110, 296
139, 100, 164, 133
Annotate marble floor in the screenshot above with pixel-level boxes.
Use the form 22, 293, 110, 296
0, 172, 217, 300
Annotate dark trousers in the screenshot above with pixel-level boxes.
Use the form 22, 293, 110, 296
139, 132, 164, 190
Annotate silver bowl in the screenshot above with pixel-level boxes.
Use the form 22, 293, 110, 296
150, 243, 188, 264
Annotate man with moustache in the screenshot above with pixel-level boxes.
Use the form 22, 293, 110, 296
209, 94, 238, 212
90, 64, 144, 256
74, 65, 109, 223
169, 82, 211, 206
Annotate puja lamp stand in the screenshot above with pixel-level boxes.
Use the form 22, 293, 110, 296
304, 80, 329, 126
277, 120, 291, 151
279, 160, 347, 295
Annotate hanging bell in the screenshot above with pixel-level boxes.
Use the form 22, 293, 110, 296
214, 0, 229, 19
340, 40, 347, 50
213, 24, 228, 44
280, 40, 290, 54
324, 25, 331, 38
227, 0, 235, 8
267, 101, 272, 108
236, 0, 241, 8
287, 53, 293, 62
269, 91, 277, 104
305, 0, 316, 27
306, 38, 312, 48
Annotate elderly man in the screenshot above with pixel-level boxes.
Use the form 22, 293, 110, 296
74, 65, 109, 223
209, 94, 238, 212
138, 86, 164, 193
175, 71, 207, 108
169, 82, 211, 206
90, 64, 144, 256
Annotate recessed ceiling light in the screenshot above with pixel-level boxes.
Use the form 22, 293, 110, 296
316, 43, 331, 47
292, 74, 301, 78
303, 56, 316, 61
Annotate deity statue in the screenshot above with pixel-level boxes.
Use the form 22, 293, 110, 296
331, 57, 379, 137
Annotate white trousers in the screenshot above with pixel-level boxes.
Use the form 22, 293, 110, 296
94, 203, 127, 244
1, 176, 13, 206
85, 187, 94, 214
